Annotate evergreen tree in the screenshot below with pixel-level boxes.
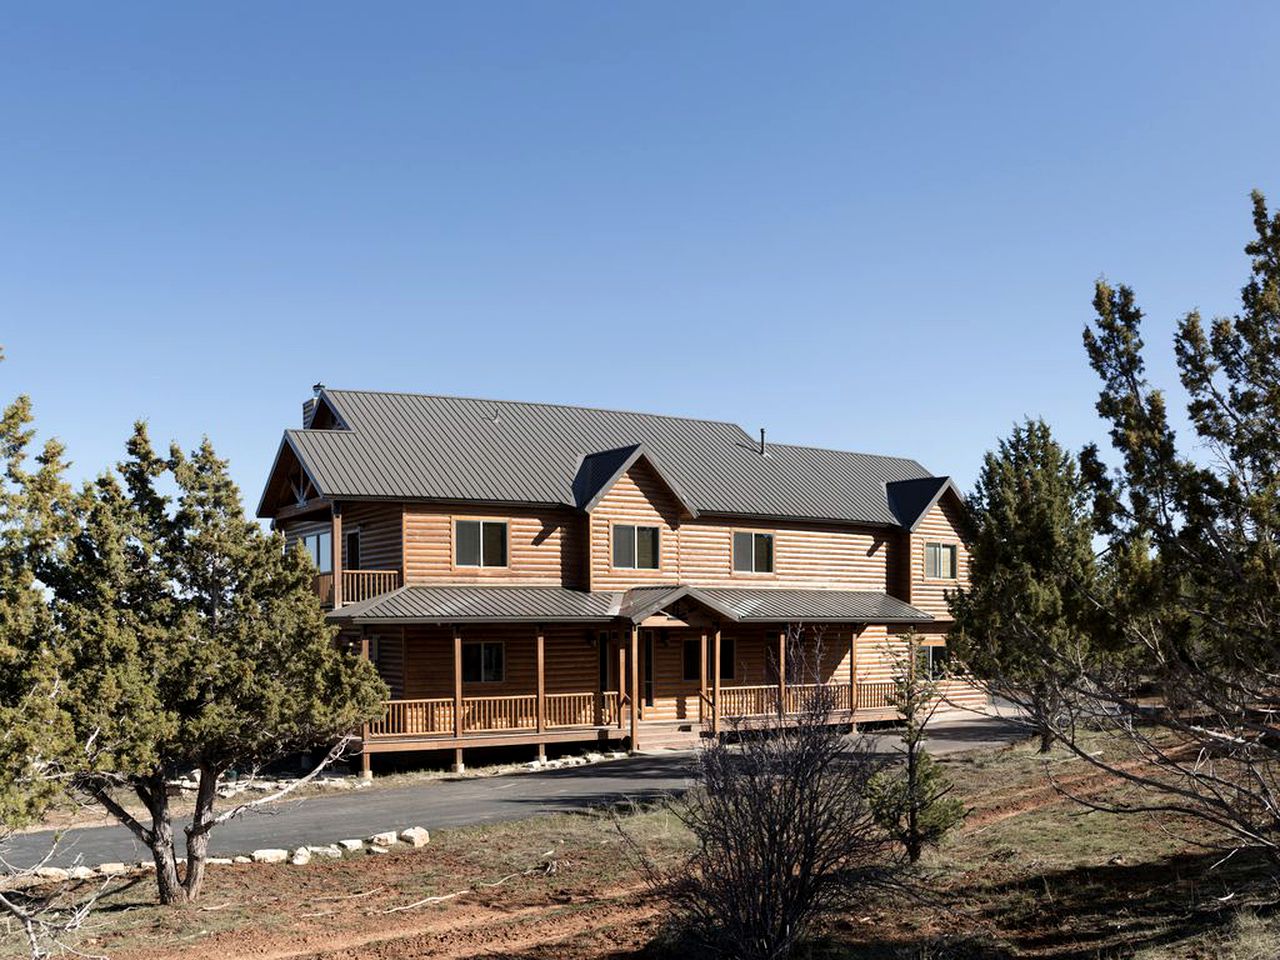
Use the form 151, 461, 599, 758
948, 419, 1096, 752
1060, 191, 1280, 862
868, 632, 964, 864
38, 425, 386, 904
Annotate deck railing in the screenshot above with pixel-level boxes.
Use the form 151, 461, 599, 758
314, 569, 401, 608
784, 682, 853, 713
463, 694, 539, 733
546, 692, 596, 728
856, 681, 897, 711
720, 684, 781, 718
367, 698, 454, 738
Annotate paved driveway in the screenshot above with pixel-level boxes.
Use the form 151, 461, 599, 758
5, 714, 1025, 869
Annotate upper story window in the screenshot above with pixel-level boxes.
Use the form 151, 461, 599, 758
456, 520, 508, 568
300, 530, 332, 573
732, 531, 774, 574
924, 542, 958, 579
613, 524, 660, 569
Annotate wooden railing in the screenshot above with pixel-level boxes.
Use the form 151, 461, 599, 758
342, 569, 401, 604
601, 691, 621, 727
720, 684, 781, 718
463, 694, 538, 733
367, 698, 454, 738
546, 692, 596, 728
314, 569, 401, 608
857, 681, 897, 711
784, 682, 853, 713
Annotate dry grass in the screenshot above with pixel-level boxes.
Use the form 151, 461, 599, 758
4, 734, 1279, 959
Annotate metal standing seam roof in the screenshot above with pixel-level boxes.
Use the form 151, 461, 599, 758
263, 389, 939, 526
332, 584, 933, 626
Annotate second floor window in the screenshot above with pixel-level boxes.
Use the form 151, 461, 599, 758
462, 641, 505, 683
613, 524, 660, 569
300, 530, 332, 573
925, 542, 958, 579
456, 520, 508, 567
733, 531, 774, 573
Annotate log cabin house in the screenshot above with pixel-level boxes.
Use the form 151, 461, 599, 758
257, 387, 981, 773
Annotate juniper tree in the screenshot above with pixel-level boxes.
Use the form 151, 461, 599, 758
37, 425, 386, 904
948, 419, 1096, 752
868, 632, 964, 863
1044, 191, 1280, 865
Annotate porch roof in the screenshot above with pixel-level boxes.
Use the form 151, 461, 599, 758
331, 585, 622, 624
687, 587, 934, 624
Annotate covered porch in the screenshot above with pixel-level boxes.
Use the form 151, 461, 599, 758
334, 584, 933, 774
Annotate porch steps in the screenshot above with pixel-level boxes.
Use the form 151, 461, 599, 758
635, 721, 704, 754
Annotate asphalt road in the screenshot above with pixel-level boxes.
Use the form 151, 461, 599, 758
5, 715, 1025, 870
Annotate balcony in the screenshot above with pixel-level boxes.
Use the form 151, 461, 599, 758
315, 569, 402, 608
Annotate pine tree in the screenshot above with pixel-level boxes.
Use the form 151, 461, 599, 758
39, 425, 387, 904
868, 632, 964, 864
948, 419, 1096, 752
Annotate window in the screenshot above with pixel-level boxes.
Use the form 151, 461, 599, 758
683, 639, 701, 682
925, 542, 958, 579
456, 520, 508, 567
924, 644, 951, 680
462, 641, 505, 683
612, 524, 660, 569
345, 530, 361, 570
732, 531, 774, 573
719, 636, 736, 680
300, 530, 332, 573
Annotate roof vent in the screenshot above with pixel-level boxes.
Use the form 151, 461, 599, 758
759, 428, 767, 457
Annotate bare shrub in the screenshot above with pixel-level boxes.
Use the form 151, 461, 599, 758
636, 627, 900, 960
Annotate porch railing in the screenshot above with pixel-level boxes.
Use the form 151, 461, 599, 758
314, 569, 402, 609
463, 694, 538, 733
721, 682, 857, 719
855, 681, 897, 712
546, 692, 596, 728
367, 698, 454, 738
368, 691, 623, 739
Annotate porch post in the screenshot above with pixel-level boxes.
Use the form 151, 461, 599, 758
629, 625, 640, 753
777, 628, 787, 716
331, 504, 343, 608
535, 625, 546, 762
616, 638, 626, 730
712, 625, 721, 736
452, 625, 464, 772
699, 630, 708, 725
851, 626, 859, 717
359, 629, 372, 779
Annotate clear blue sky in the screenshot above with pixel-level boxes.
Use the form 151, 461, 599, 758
3, 2, 1277, 506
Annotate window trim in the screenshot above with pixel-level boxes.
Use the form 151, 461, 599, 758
923, 541, 959, 581
461, 640, 506, 684
610, 522, 661, 571
731, 529, 776, 576
452, 517, 510, 570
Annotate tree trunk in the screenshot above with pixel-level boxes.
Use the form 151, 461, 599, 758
139, 779, 186, 905
183, 762, 221, 901
1038, 723, 1055, 754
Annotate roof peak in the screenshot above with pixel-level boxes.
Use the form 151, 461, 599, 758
323, 387, 754, 436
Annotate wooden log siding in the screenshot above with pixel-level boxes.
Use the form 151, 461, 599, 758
909, 493, 971, 619
587, 462, 903, 592
341, 501, 403, 572
403, 503, 585, 587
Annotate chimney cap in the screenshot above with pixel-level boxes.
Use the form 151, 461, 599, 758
312, 382, 325, 397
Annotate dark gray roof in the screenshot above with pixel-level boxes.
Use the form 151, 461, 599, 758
688, 588, 933, 624
332, 586, 622, 624
263, 389, 938, 525
886, 477, 962, 531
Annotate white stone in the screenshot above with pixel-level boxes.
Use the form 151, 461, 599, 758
207, 858, 233, 866
526, 760, 543, 770
367, 845, 389, 855
399, 827, 430, 848
289, 847, 311, 866
98, 862, 129, 877
368, 831, 397, 847
232, 856, 252, 864
585, 753, 604, 763
355, 779, 372, 789
33, 867, 69, 882
68, 866, 96, 881
338, 839, 363, 852
307, 845, 342, 859
135, 861, 155, 872
251, 848, 288, 864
